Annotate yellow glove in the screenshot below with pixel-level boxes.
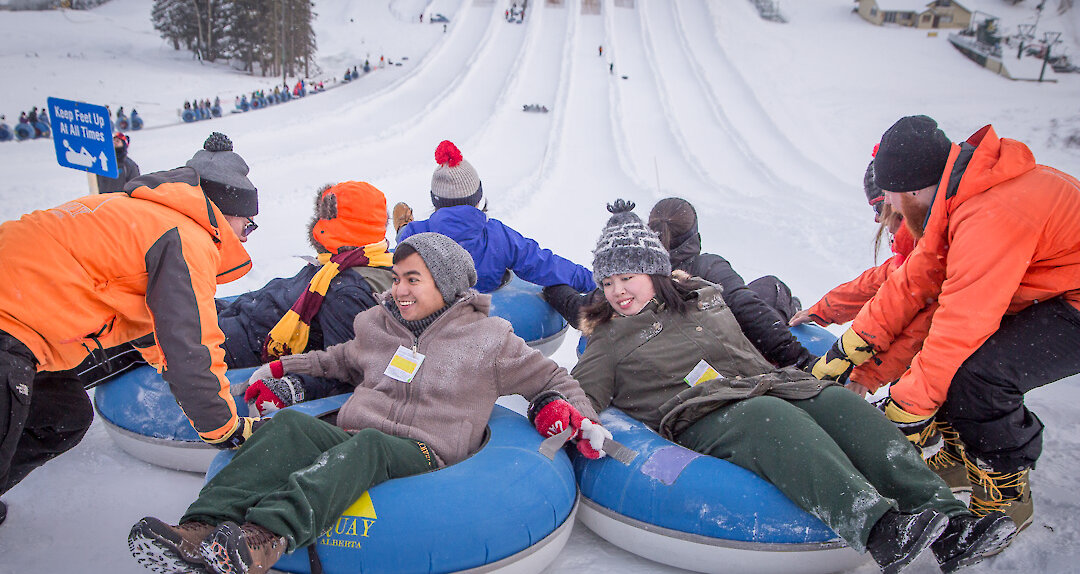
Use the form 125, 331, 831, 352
877, 397, 936, 443
809, 329, 875, 383
204, 416, 266, 450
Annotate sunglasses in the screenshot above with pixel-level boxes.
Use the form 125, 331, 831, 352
240, 217, 258, 238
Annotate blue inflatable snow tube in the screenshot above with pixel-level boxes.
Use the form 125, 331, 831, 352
489, 274, 568, 356
181, 109, 197, 123
211, 104, 223, 117
94, 276, 567, 472
205, 401, 578, 574
571, 407, 864, 574
131, 115, 144, 130
0, 126, 12, 142
575, 407, 839, 545
14, 123, 33, 141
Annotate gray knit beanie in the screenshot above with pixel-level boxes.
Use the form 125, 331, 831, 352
592, 199, 672, 285
430, 140, 482, 209
185, 132, 259, 217
397, 232, 478, 304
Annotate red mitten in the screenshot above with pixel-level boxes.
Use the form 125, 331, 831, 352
533, 399, 586, 439
244, 375, 305, 416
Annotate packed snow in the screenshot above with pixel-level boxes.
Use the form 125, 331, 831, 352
1, 0, 1078, 573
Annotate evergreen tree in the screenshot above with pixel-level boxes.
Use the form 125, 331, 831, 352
151, 0, 316, 74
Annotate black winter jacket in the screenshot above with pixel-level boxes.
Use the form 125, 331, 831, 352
666, 233, 813, 368
217, 262, 394, 398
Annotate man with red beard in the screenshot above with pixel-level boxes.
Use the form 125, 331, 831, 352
808, 115, 1080, 547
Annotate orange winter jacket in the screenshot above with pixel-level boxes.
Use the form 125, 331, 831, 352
853, 125, 1080, 415
0, 168, 252, 442
806, 224, 915, 325
805, 225, 926, 393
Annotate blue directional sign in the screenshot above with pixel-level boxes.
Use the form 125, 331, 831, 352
47, 97, 117, 178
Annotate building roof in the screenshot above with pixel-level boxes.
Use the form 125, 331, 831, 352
873, 1, 937, 12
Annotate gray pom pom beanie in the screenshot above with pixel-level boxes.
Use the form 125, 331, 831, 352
185, 132, 259, 217
397, 232, 478, 304
430, 140, 482, 209
591, 199, 672, 285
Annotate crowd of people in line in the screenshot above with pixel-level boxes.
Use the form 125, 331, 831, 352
0, 106, 51, 141
0, 114, 1077, 574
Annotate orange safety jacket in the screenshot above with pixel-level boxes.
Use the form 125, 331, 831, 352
0, 168, 251, 442
853, 126, 1080, 415
805, 225, 930, 392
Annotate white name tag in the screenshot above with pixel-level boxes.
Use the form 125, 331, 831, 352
384, 345, 425, 383
684, 359, 721, 387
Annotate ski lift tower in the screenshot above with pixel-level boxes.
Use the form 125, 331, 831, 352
1017, 23, 1036, 59
1039, 31, 1063, 82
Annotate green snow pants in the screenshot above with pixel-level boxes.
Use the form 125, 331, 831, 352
182, 409, 436, 551
675, 385, 967, 552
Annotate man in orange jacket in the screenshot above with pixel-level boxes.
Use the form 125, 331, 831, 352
809, 115, 1080, 542
0, 132, 264, 525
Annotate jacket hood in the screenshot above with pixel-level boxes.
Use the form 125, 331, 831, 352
667, 232, 702, 269
426, 205, 488, 248
125, 167, 252, 283
920, 125, 1037, 254
953, 125, 1037, 205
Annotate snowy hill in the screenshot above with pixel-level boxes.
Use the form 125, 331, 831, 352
0, 1, 1078, 573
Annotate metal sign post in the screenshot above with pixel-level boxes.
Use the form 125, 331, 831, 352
47, 97, 117, 178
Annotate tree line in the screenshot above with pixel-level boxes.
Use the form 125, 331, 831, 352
152, 0, 317, 78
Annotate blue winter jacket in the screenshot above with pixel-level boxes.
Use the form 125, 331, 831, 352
397, 205, 596, 293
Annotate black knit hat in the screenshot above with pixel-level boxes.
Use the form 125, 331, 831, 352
592, 199, 672, 285
873, 115, 951, 193
185, 132, 259, 217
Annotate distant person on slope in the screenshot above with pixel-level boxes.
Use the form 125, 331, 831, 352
95, 132, 141, 194
394, 140, 596, 294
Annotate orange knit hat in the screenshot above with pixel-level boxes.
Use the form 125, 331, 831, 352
310, 181, 388, 254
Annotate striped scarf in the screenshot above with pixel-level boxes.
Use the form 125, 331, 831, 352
262, 240, 393, 361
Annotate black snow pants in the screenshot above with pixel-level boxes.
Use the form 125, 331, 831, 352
0, 330, 94, 496
940, 297, 1080, 473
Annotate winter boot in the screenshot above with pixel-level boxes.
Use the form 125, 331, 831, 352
129, 516, 215, 573
200, 521, 287, 574
866, 508, 949, 574
392, 202, 414, 233
967, 455, 1033, 546
930, 512, 1015, 573
924, 422, 971, 493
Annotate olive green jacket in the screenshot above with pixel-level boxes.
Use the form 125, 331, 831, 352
572, 284, 835, 439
